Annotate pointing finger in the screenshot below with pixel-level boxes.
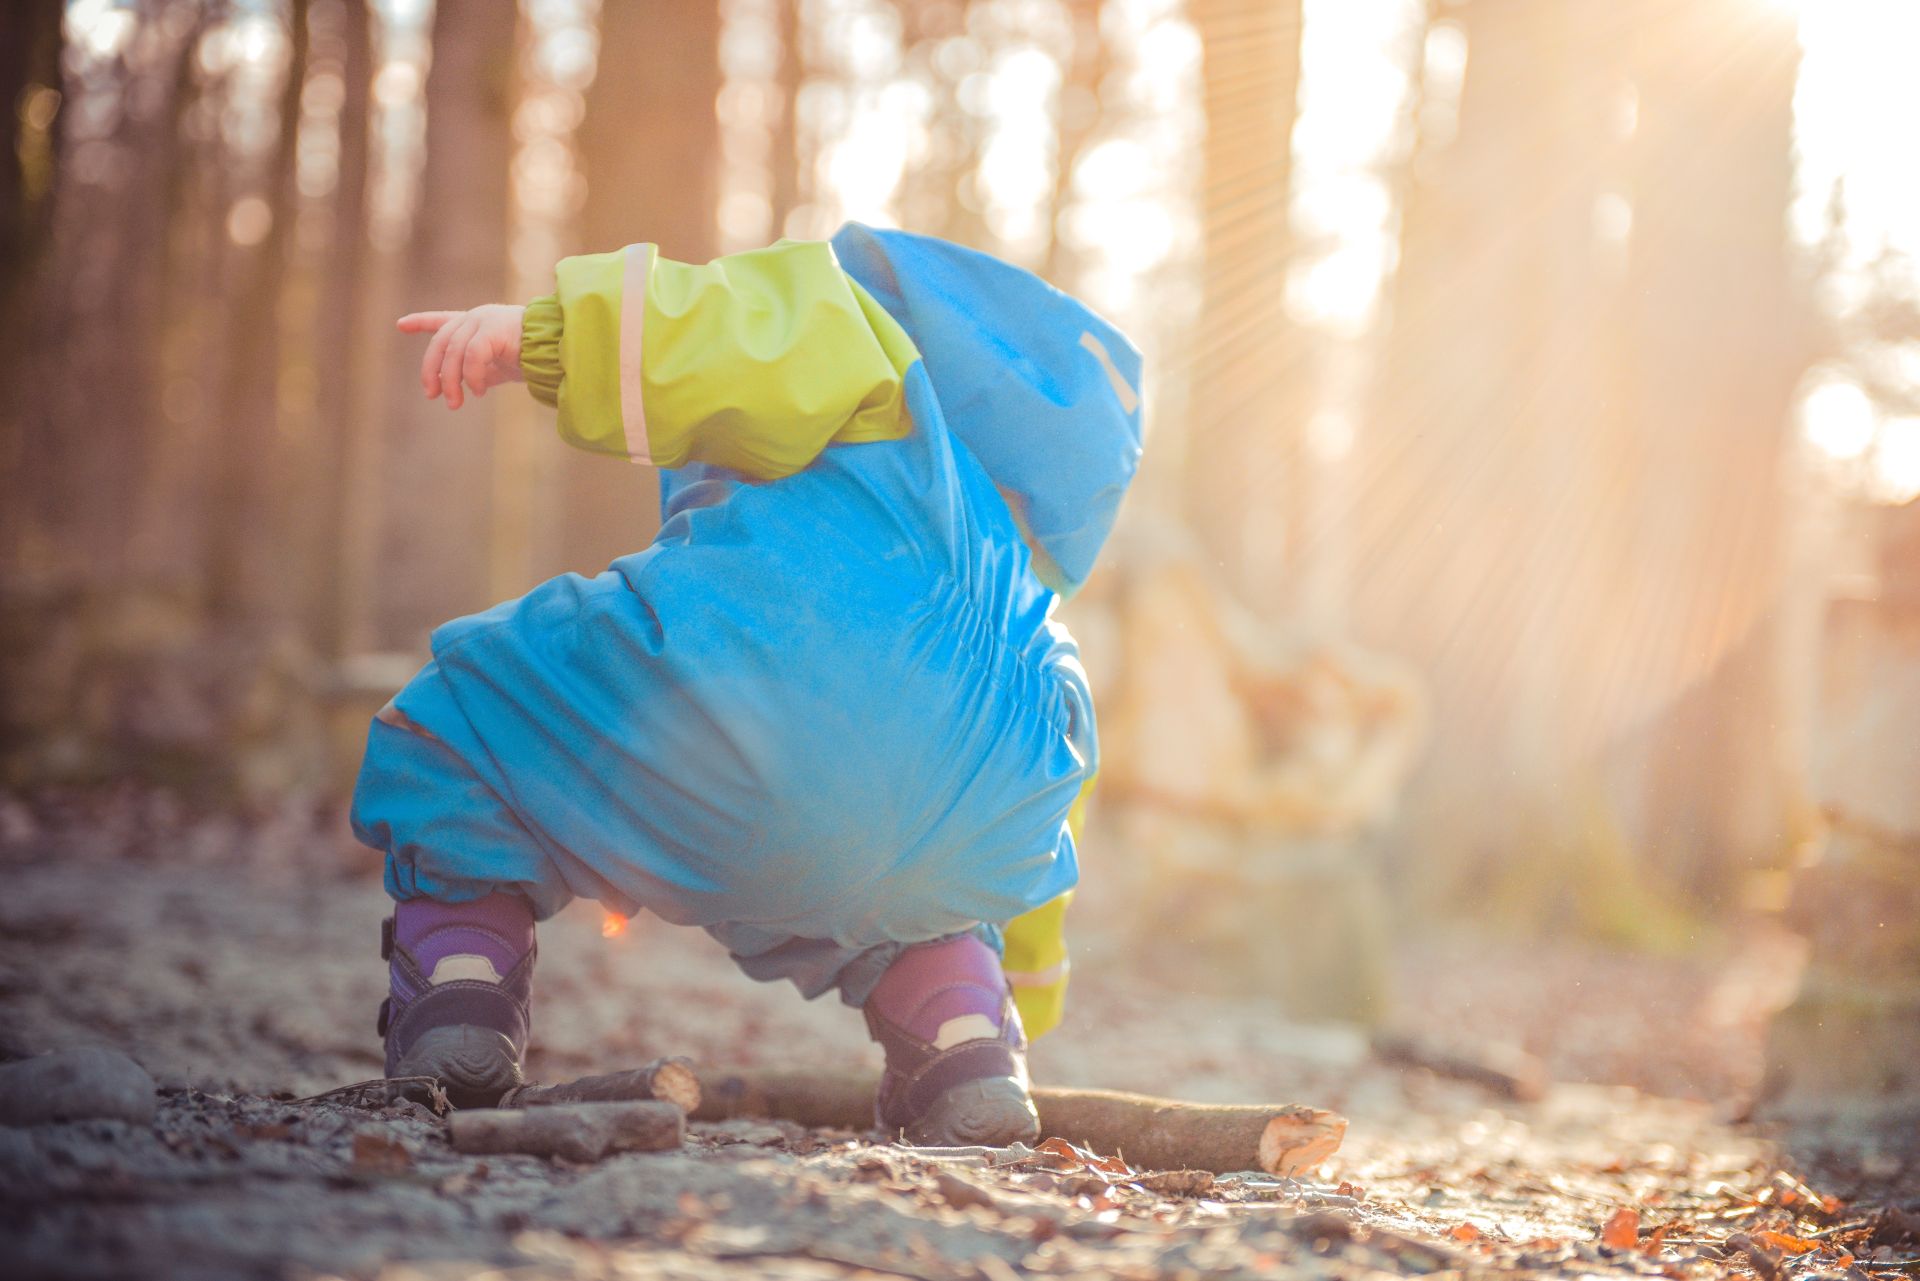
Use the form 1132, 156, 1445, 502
397, 311, 460, 334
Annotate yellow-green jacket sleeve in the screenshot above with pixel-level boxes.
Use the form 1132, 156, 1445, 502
1001, 775, 1095, 1039
520, 294, 563, 407
519, 240, 917, 477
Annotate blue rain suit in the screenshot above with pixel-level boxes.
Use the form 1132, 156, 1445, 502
351, 224, 1143, 1008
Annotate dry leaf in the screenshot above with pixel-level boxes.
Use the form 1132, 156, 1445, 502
351, 1130, 413, 1175
1602, 1208, 1641, 1249
1757, 1230, 1819, 1255
1728, 1233, 1786, 1281
1032, 1135, 1133, 1178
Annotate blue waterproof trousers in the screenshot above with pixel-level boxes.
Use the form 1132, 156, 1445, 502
352, 366, 1094, 1004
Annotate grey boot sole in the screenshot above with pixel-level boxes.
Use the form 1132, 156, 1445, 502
901, 1075, 1041, 1147
393, 1025, 524, 1109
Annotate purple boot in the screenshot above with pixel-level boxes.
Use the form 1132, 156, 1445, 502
863, 934, 1041, 1146
378, 893, 535, 1108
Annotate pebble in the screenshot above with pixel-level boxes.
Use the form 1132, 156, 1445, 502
0, 1048, 158, 1127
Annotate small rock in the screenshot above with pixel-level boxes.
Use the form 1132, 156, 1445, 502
0, 1048, 158, 1127
0, 1126, 38, 1185
935, 1169, 1002, 1212
701, 1118, 787, 1146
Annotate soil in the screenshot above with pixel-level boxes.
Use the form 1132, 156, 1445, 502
1, 788, 1915, 1280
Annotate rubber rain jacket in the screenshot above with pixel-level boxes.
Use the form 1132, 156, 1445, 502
351, 224, 1143, 1037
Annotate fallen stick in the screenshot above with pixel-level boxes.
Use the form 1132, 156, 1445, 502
1037, 1087, 1345, 1176
296, 1076, 448, 1115
448, 1100, 685, 1161
693, 1068, 1346, 1175
694, 1066, 874, 1130
498, 1056, 701, 1113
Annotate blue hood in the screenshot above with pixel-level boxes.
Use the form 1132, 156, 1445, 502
830, 223, 1145, 596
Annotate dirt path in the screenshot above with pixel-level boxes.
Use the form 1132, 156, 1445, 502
1, 798, 1913, 1280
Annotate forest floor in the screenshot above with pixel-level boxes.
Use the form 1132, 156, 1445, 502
1, 788, 1916, 1281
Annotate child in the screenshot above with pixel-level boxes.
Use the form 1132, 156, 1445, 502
356, 224, 1142, 1145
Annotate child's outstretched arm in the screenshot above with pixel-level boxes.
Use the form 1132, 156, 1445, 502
399, 242, 919, 479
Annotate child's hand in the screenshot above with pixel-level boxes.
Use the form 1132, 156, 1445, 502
397, 304, 526, 410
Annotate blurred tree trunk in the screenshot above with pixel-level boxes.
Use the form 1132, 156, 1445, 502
135, 5, 228, 595
577, 2, 721, 273
0, 0, 64, 571
207, 0, 311, 622
309, 0, 375, 657
1041, 0, 1110, 290
0, 0, 62, 337
149, 29, 247, 603
374, 0, 517, 646
543, 0, 723, 579
893, 1, 992, 251
10, 4, 205, 585
1186, 0, 1303, 603
1355, 0, 1631, 903
1614, 0, 1815, 901
1359, 0, 1812, 918
769, 0, 804, 237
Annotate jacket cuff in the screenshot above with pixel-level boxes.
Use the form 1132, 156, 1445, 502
520, 294, 563, 407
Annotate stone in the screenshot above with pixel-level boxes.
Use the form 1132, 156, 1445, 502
0, 1048, 158, 1127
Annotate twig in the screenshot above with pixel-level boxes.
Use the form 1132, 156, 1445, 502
292, 1076, 449, 1114
499, 1056, 700, 1112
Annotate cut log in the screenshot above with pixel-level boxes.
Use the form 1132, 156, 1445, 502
499, 1056, 701, 1113
693, 1068, 1346, 1174
1037, 1087, 1344, 1176
447, 1100, 684, 1161
694, 1066, 875, 1131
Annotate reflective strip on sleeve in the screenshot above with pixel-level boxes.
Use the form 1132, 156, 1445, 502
617, 244, 656, 463
1005, 958, 1069, 989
